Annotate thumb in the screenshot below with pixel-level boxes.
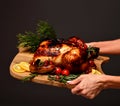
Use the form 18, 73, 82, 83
67, 76, 81, 85
86, 42, 95, 47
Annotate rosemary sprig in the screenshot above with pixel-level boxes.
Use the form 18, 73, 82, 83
48, 74, 80, 84
87, 46, 99, 59
22, 73, 38, 82
22, 73, 80, 84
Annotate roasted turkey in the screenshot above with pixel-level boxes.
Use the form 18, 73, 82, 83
29, 36, 99, 74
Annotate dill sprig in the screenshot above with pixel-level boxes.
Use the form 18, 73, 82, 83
36, 20, 57, 39
17, 20, 57, 52
17, 31, 41, 52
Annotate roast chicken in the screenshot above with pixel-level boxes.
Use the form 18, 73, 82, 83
29, 36, 99, 74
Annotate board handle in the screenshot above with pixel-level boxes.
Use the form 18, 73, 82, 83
94, 56, 110, 74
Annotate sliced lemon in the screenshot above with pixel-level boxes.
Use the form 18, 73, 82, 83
19, 62, 30, 71
12, 64, 26, 73
91, 69, 102, 75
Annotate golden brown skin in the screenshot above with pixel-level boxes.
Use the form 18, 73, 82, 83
29, 37, 91, 74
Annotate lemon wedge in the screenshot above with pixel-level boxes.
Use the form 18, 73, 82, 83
91, 69, 102, 75
19, 62, 30, 71
12, 64, 26, 73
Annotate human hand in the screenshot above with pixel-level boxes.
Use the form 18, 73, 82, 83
67, 74, 105, 99
86, 42, 95, 47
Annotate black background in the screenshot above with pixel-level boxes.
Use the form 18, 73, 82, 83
0, 0, 120, 105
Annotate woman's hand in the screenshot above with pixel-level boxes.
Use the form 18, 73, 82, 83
67, 74, 106, 99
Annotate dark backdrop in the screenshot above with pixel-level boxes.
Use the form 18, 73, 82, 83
0, 0, 120, 105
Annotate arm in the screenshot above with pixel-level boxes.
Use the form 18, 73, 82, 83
87, 39, 120, 55
68, 38, 120, 99
103, 75, 120, 89
68, 74, 120, 99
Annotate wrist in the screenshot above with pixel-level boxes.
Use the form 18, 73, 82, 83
99, 75, 120, 89
97, 75, 111, 89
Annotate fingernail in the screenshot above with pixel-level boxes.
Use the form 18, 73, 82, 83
67, 81, 72, 83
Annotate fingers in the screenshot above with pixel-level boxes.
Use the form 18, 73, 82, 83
71, 85, 96, 99
86, 42, 95, 47
76, 91, 96, 99
67, 75, 82, 85
67, 76, 83, 94
71, 83, 82, 94
67, 74, 100, 99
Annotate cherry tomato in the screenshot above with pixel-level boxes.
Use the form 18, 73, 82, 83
55, 67, 62, 75
61, 69, 70, 76
83, 44, 88, 50
44, 60, 49, 66
55, 75, 60, 80
49, 61, 53, 65
85, 68, 92, 74
89, 60, 95, 67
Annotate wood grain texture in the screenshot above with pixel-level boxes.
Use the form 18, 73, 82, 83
9, 52, 110, 89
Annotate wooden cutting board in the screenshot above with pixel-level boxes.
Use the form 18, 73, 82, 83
9, 52, 110, 89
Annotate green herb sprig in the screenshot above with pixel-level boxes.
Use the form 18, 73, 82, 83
22, 73, 38, 82
87, 46, 99, 59
48, 74, 80, 84
17, 20, 57, 52
36, 20, 57, 39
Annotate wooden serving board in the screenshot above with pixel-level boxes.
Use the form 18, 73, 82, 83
10, 52, 110, 89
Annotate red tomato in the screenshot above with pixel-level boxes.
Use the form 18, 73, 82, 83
55, 75, 60, 80
55, 67, 62, 75
43, 60, 48, 66
83, 44, 88, 50
89, 60, 95, 67
49, 61, 53, 65
85, 69, 92, 74
61, 69, 70, 76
